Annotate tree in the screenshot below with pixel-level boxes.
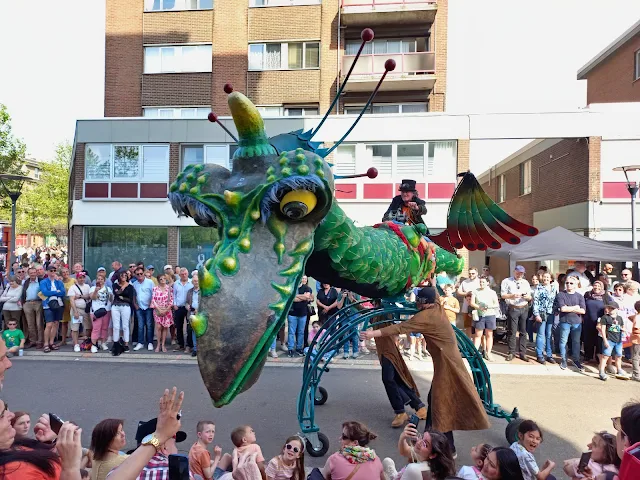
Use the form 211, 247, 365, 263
16, 142, 71, 239
0, 104, 27, 220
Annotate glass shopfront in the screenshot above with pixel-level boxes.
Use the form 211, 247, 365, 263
178, 227, 220, 274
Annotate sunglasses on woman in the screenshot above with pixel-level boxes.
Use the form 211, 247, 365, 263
285, 443, 300, 453
612, 416, 627, 438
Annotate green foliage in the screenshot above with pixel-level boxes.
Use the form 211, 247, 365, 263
0, 104, 27, 220
16, 142, 72, 238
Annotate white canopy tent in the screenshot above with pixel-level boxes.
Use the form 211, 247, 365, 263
486, 226, 640, 271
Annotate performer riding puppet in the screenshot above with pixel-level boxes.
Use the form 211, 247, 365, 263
383, 179, 428, 226
168, 28, 538, 439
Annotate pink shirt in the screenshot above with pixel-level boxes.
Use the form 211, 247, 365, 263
326, 452, 383, 480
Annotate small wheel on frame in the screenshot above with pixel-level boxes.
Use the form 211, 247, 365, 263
314, 386, 328, 405
306, 432, 330, 457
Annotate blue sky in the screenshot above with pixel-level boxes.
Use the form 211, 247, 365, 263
1, 0, 639, 172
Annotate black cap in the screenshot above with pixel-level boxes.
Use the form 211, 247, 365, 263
399, 179, 417, 192
134, 418, 187, 445
604, 300, 619, 310
47, 265, 57, 271
416, 286, 436, 304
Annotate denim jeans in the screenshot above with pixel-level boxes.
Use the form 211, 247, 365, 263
343, 331, 359, 355
559, 322, 582, 363
135, 308, 154, 345
287, 315, 307, 350
535, 312, 553, 359
192, 330, 197, 352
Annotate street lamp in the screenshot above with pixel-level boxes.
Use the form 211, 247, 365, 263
0, 174, 34, 267
613, 165, 640, 249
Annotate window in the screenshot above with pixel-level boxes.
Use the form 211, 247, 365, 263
85, 144, 170, 181
345, 38, 417, 56
144, 107, 210, 118
426, 141, 456, 178
344, 103, 428, 115
144, 45, 211, 73
397, 144, 425, 177
498, 175, 506, 203
181, 144, 237, 169
248, 42, 320, 70
33, 168, 41, 180
84, 227, 168, 278
256, 106, 283, 117
179, 227, 220, 274
144, 0, 213, 12
251, 0, 320, 5
366, 145, 393, 176
284, 106, 319, 116
519, 160, 532, 195
635, 49, 640, 81
335, 145, 356, 176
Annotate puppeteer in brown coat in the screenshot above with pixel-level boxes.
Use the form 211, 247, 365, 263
374, 303, 490, 433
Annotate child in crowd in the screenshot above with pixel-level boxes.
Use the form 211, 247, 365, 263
440, 284, 460, 327
563, 431, 620, 479
597, 301, 630, 381
265, 435, 305, 480
457, 443, 493, 479
510, 420, 556, 480
189, 420, 229, 480
1, 319, 25, 357
383, 424, 456, 480
230, 425, 266, 479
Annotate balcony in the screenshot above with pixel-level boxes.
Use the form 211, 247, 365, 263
341, 52, 435, 92
340, 0, 437, 26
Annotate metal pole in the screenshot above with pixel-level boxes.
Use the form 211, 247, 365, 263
630, 183, 639, 249
9, 195, 17, 267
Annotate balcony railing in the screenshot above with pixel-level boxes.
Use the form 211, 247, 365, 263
342, 51, 435, 76
341, 0, 436, 7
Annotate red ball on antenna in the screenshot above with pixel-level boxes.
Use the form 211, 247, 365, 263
207, 112, 218, 123
366, 167, 378, 179
223, 83, 234, 94
361, 28, 374, 42
384, 59, 396, 72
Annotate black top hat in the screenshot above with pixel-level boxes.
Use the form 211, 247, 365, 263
399, 179, 417, 192
134, 418, 187, 445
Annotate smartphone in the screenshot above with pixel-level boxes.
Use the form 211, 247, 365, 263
168, 454, 190, 480
49, 413, 65, 435
577, 451, 592, 473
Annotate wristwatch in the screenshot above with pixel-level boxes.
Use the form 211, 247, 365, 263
141, 433, 161, 452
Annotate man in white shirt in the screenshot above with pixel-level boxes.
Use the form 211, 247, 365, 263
501, 265, 532, 361
567, 261, 592, 295
457, 267, 480, 336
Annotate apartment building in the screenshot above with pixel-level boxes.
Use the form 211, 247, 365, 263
106, 0, 447, 118
577, 18, 640, 106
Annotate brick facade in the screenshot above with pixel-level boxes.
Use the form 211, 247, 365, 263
142, 73, 212, 107
105, 0, 143, 117
430, 0, 447, 112
143, 10, 214, 45
70, 226, 83, 266
248, 6, 322, 41
584, 33, 640, 105
247, 70, 321, 105
73, 144, 86, 201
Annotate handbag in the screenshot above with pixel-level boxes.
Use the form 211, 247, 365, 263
93, 308, 107, 319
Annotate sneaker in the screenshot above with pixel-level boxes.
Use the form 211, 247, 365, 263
133, 343, 144, 351
482, 350, 489, 361
351, 353, 359, 359
632, 376, 640, 382
73, 344, 80, 353
606, 365, 617, 375
361, 347, 370, 354
599, 372, 608, 381
91, 345, 98, 353
506, 353, 514, 361
101, 342, 109, 351
288, 350, 294, 358
560, 360, 567, 370
6, 352, 13, 358
147, 343, 154, 351
185, 347, 191, 354
519, 354, 527, 362
536, 357, 546, 365
281, 344, 289, 352
571, 359, 585, 372
191, 350, 197, 357
382, 458, 397, 480
343, 353, 349, 359
124, 345, 130, 352
616, 371, 631, 380
269, 349, 278, 358
486, 352, 493, 362
296, 349, 305, 356
546, 356, 556, 364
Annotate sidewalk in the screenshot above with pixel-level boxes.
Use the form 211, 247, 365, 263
14, 342, 625, 380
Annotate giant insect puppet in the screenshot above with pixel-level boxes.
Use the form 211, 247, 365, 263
168, 28, 538, 408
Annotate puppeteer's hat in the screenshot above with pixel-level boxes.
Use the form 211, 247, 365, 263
399, 179, 417, 192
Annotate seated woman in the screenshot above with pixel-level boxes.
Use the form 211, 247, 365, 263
563, 431, 619, 479
382, 424, 455, 480
482, 447, 525, 480
89, 419, 129, 480
320, 421, 384, 480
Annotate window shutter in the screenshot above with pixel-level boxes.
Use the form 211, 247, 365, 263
334, 145, 356, 176
142, 146, 170, 181
396, 144, 424, 177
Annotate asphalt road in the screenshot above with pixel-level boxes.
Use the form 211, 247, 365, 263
3, 359, 637, 472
